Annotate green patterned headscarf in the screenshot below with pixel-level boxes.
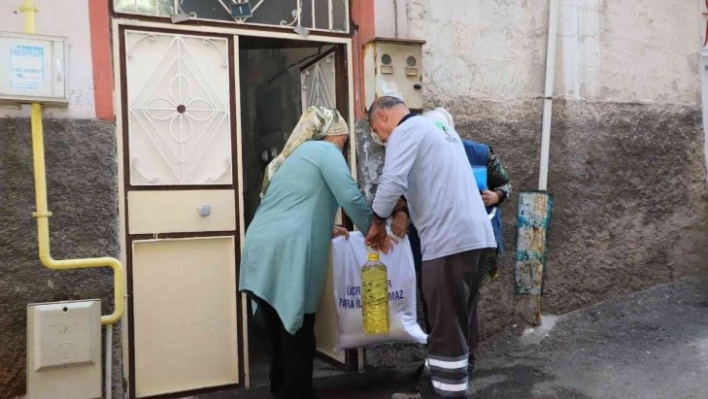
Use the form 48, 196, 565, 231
260, 106, 348, 198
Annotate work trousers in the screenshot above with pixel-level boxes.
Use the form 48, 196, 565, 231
421, 249, 487, 398
418, 251, 492, 369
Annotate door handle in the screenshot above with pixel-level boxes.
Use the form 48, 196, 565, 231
56, 58, 63, 82
197, 204, 211, 217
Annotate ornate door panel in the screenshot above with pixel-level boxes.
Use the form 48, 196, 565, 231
125, 31, 232, 186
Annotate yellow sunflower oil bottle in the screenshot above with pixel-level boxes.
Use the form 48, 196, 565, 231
361, 251, 390, 335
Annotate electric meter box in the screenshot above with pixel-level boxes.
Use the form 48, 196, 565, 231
0, 31, 69, 106
363, 38, 425, 111
27, 300, 101, 399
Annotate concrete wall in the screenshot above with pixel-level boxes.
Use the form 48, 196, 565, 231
0, 0, 96, 119
360, 0, 708, 366
377, 0, 702, 104
0, 2, 119, 397
0, 3, 118, 397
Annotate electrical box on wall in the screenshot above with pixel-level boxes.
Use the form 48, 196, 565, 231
363, 38, 425, 111
27, 300, 101, 399
0, 31, 69, 106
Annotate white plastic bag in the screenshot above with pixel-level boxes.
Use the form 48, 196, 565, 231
331, 231, 427, 349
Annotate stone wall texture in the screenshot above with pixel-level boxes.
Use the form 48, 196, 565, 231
0, 118, 121, 398
356, 100, 708, 367
362, 0, 706, 368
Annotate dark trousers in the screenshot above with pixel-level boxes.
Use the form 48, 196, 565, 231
417, 265, 486, 371
251, 295, 317, 399
421, 249, 487, 398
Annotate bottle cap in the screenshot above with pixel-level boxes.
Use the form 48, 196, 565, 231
367, 251, 380, 261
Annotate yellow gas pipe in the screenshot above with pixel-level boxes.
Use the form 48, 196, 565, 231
22, 0, 125, 325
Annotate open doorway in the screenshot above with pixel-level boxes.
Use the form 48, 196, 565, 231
238, 36, 351, 388
239, 37, 338, 225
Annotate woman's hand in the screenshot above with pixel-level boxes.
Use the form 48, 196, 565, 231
332, 226, 350, 239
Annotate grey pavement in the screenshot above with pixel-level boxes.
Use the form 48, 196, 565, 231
473, 273, 708, 399
198, 275, 708, 399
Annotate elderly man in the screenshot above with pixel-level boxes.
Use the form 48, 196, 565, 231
391, 107, 512, 383
411, 107, 512, 378
366, 96, 496, 399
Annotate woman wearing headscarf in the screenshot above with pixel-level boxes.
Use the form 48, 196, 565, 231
239, 106, 372, 399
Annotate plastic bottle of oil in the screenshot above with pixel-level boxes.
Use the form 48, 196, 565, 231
361, 251, 390, 335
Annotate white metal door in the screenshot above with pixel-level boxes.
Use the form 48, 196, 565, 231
126, 32, 232, 186
122, 29, 239, 398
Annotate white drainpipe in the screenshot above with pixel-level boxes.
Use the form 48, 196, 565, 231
702, 48, 708, 182
703, 1, 708, 182
538, 0, 560, 191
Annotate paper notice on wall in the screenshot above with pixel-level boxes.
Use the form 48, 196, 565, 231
10, 45, 45, 90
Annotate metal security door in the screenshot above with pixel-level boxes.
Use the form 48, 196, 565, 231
120, 28, 240, 398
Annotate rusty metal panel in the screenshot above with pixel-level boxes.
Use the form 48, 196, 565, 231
514, 191, 552, 326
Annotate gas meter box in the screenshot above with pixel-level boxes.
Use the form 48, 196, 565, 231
363, 38, 425, 111
0, 31, 69, 106
27, 300, 101, 399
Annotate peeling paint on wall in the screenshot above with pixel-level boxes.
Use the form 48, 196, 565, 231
514, 191, 553, 326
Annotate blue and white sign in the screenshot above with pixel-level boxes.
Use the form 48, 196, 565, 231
0, 32, 67, 105
10, 45, 45, 90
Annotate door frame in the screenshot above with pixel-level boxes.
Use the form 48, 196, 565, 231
116, 25, 241, 399
112, 18, 357, 397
